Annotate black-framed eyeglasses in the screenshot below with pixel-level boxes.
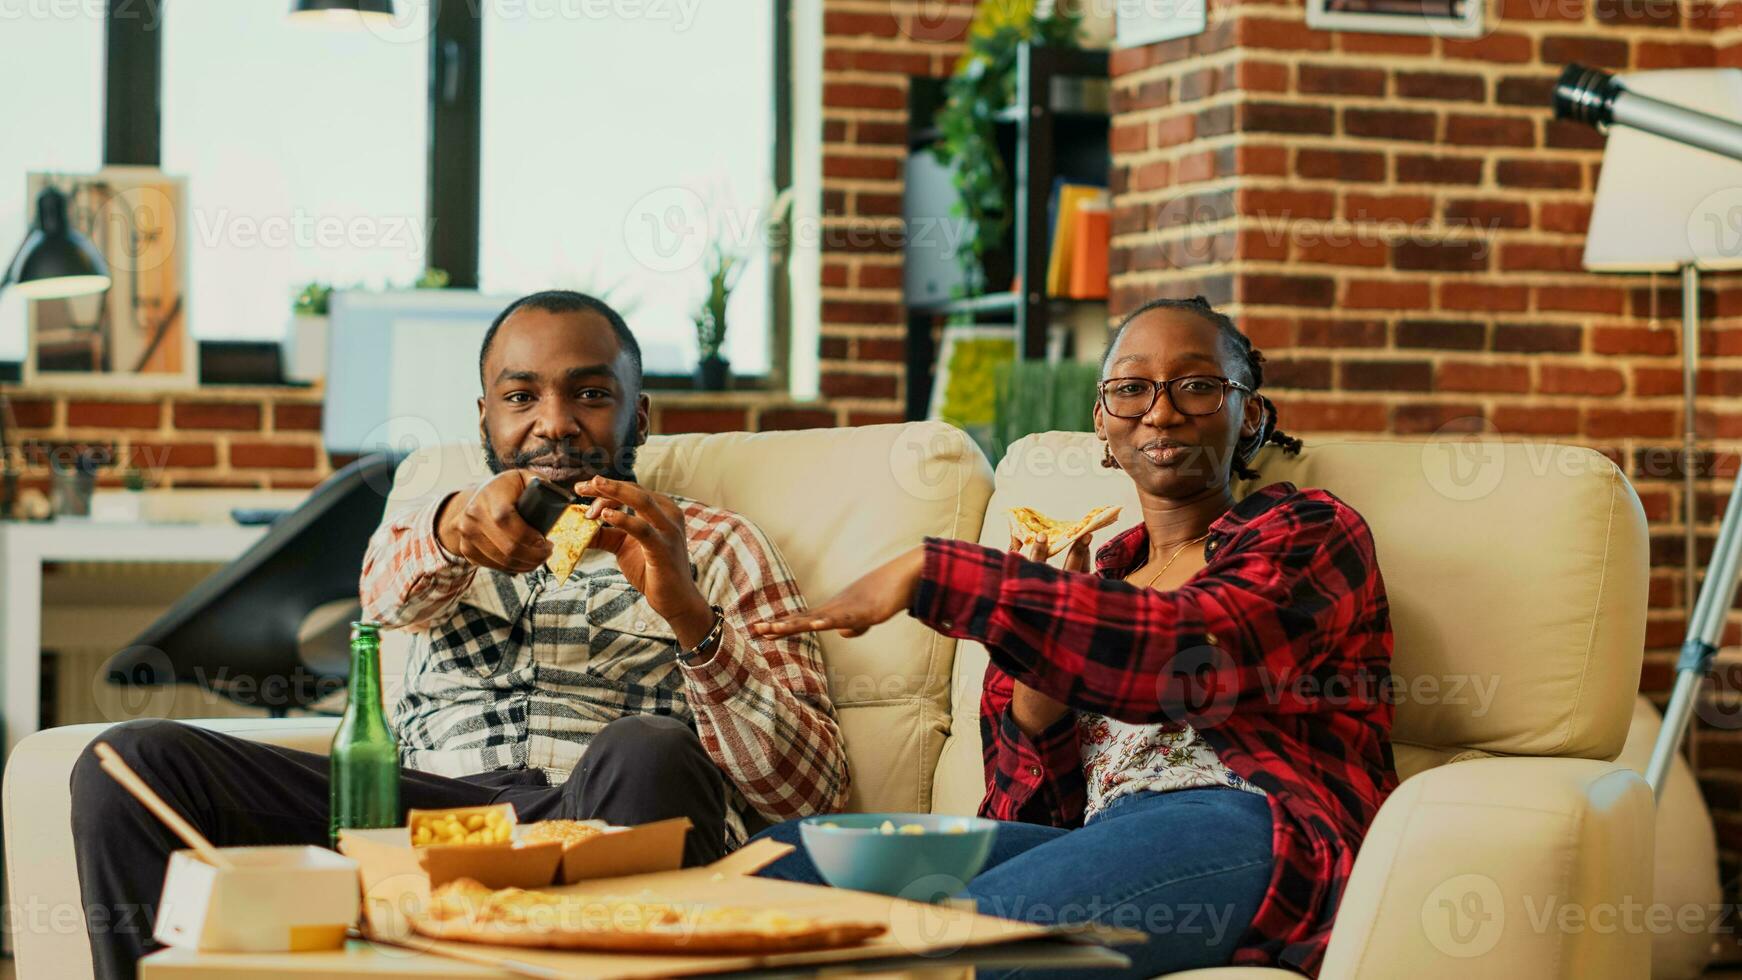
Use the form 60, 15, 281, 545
1097, 375, 1253, 419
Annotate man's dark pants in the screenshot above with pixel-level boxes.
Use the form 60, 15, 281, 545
69, 714, 729, 980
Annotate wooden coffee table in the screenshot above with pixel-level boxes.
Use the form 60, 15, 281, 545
139, 935, 1127, 977
140, 940, 508, 977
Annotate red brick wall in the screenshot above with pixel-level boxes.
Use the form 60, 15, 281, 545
9, 387, 335, 492
1110, 0, 1742, 906
3, 387, 884, 494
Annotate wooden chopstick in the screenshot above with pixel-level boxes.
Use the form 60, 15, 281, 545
371, 933, 568, 979
93, 741, 234, 871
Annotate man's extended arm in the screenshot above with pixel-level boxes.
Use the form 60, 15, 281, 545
678, 505, 851, 821
361, 470, 554, 630
358, 496, 477, 631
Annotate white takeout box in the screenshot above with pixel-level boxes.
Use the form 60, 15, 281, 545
152, 845, 361, 953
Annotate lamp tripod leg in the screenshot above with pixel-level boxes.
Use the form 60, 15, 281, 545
1684, 264, 1700, 659
1647, 459, 1742, 798
1647, 268, 1740, 799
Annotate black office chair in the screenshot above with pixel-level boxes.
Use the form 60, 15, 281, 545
103, 452, 402, 716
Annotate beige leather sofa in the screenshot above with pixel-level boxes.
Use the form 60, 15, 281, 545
4, 424, 1690, 978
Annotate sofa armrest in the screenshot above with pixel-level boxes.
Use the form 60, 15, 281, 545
4, 717, 339, 980
1319, 756, 1653, 980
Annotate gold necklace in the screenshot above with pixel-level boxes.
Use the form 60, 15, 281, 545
1129, 531, 1211, 591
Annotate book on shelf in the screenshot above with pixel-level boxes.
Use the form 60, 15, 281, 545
1069, 200, 1110, 300
1045, 182, 1110, 299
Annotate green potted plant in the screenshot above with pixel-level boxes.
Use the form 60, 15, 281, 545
693, 240, 743, 391
931, 1, 1080, 294
293, 281, 333, 316
91, 466, 149, 522
284, 270, 443, 385
285, 281, 334, 385
690, 185, 792, 390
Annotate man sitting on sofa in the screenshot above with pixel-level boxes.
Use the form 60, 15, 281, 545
68, 290, 850, 980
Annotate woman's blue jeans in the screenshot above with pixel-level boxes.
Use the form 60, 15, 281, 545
753, 786, 1274, 980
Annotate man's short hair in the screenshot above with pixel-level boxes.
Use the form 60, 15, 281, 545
478, 290, 643, 388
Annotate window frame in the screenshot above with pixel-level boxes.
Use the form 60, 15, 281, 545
104, 0, 161, 166
101, 0, 793, 390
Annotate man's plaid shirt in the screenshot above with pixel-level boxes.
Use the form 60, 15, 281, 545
359, 492, 850, 848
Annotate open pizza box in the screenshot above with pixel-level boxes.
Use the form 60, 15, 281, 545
338, 831, 1143, 978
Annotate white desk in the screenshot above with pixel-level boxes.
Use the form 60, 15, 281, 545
0, 519, 268, 759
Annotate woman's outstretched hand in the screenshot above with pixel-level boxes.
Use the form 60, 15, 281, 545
749, 532, 1092, 642
750, 545, 927, 639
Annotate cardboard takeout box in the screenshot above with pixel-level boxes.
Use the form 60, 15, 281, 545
337, 835, 1142, 979
152, 845, 360, 953
343, 816, 692, 890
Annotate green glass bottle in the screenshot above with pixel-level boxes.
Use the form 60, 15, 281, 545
329, 621, 401, 847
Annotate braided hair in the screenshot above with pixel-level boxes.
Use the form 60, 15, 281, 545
1102, 295, 1303, 481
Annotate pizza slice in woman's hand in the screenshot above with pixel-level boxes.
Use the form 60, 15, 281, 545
1007, 505, 1121, 559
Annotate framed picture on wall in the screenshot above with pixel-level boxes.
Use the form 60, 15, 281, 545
23, 167, 194, 389
928, 325, 1016, 459
1115, 0, 1207, 48
1306, 0, 1484, 38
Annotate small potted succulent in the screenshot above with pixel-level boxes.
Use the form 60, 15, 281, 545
91, 466, 149, 522
285, 281, 333, 385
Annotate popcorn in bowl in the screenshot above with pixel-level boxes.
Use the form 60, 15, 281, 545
799, 813, 999, 897
816, 819, 969, 836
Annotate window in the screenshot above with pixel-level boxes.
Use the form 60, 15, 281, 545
161, 0, 428, 344
15, 1, 793, 386
477, 3, 778, 376
0, 10, 104, 363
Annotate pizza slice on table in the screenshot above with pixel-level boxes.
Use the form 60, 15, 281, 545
1007, 505, 1121, 559
414, 878, 887, 954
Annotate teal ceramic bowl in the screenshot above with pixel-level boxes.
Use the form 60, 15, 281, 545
798, 813, 999, 899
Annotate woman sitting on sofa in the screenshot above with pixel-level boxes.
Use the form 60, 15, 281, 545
750, 295, 1400, 978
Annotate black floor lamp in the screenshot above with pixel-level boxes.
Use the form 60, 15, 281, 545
0, 184, 113, 516
1556, 64, 1742, 799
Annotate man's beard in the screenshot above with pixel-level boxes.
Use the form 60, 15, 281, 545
482, 425, 639, 483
